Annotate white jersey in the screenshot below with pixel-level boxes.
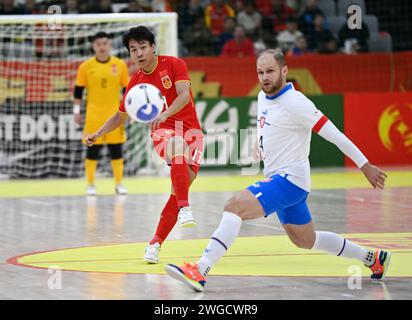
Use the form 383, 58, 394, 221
257, 83, 325, 192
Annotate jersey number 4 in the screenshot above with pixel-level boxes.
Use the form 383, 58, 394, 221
259, 135, 264, 152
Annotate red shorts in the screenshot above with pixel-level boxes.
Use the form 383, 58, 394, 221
151, 126, 204, 174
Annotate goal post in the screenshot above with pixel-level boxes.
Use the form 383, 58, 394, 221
0, 13, 178, 57
0, 13, 177, 178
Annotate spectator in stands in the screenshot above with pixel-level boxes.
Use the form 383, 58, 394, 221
119, 1, 146, 13
228, 0, 246, 13
23, 0, 41, 14
221, 24, 255, 57
256, 0, 300, 12
176, 0, 205, 39
183, 16, 217, 56
338, 12, 370, 53
151, 0, 173, 12
77, 1, 89, 13
307, 13, 335, 52
64, 0, 80, 14
95, 0, 113, 13
133, 0, 171, 12
205, 0, 236, 36
217, 17, 236, 53
35, 1, 48, 14
0, 0, 23, 14
254, 17, 279, 54
288, 35, 313, 56
277, 16, 303, 51
79, 0, 100, 13
298, 0, 325, 35
237, 0, 262, 39
286, 0, 300, 11
319, 36, 339, 54
259, 0, 296, 33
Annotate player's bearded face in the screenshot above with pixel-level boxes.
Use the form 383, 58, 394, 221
257, 57, 286, 95
261, 69, 283, 94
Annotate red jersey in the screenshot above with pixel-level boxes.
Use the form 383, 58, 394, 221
221, 38, 255, 57
255, 0, 296, 32
205, 4, 235, 36
119, 55, 201, 132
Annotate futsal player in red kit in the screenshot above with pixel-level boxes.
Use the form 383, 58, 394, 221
85, 26, 203, 264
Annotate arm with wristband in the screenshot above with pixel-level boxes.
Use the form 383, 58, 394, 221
73, 85, 84, 127
73, 62, 87, 128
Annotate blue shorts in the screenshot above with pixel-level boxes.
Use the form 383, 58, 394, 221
247, 174, 312, 225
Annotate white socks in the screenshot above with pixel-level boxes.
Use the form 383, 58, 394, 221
312, 231, 371, 265
197, 219, 373, 279
197, 211, 242, 277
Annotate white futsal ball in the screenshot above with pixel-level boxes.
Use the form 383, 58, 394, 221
125, 83, 164, 123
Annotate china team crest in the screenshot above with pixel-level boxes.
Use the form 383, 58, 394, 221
259, 116, 266, 128
111, 64, 118, 75
161, 75, 172, 89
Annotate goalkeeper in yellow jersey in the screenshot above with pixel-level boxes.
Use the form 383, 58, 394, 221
73, 32, 130, 196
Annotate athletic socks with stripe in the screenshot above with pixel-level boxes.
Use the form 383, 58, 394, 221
197, 217, 374, 278
197, 211, 242, 277
313, 231, 374, 266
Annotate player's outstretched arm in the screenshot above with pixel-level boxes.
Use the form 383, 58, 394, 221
151, 81, 191, 130
360, 162, 387, 189
316, 120, 387, 189
85, 111, 128, 146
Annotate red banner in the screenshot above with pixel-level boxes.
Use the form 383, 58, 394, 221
344, 93, 412, 166
184, 52, 412, 96
1, 52, 412, 102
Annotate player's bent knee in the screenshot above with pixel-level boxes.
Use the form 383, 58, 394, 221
223, 190, 261, 221
223, 196, 239, 214
289, 236, 314, 249
297, 241, 313, 250
223, 195, 244, 220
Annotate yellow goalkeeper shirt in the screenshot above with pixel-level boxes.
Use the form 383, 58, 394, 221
75, 56, 129, 124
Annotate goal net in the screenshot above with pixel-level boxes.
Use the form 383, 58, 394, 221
0, 13, 177, 178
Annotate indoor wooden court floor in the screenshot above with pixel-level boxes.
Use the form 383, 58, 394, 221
1, 169, 411, 300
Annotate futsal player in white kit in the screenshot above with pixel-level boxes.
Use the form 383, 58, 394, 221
165, 49, 390, 292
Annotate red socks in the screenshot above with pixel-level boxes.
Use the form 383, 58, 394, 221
170, 155, 190, 208
150, 194, 178, 245
149, 155, 191, 245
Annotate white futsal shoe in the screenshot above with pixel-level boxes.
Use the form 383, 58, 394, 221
87, 185, 96, 196
178, 206, 196, 228
115, 184, 128, 195
144, 242, 161, 264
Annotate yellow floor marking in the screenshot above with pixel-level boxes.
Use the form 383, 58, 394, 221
1, 170, 411, 198
13, 232, 412, 277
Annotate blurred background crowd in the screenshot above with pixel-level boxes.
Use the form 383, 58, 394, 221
1, 0, 411, 57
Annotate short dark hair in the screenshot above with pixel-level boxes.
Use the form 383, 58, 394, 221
285, 15, 298, 24
91, 31, 110, 43
257, 49, 286, 66
122, 26, 155, 52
